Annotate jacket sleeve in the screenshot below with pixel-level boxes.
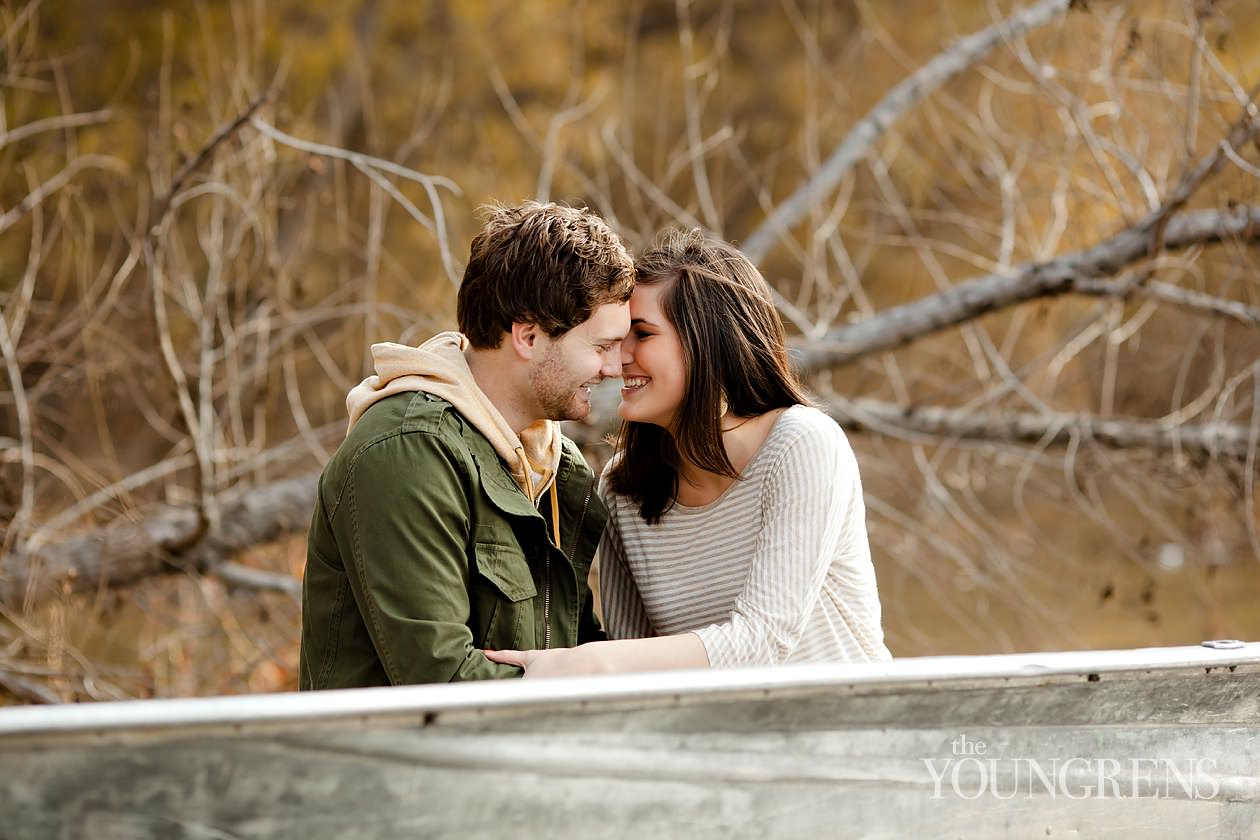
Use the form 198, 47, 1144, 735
332, 430, 521, 683
692, 420, 869, 666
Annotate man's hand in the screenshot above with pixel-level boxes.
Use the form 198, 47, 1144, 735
484, 647, 591, 678
485, 634, 709, 677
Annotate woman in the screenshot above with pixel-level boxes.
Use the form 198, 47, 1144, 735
485, 230, 889, 677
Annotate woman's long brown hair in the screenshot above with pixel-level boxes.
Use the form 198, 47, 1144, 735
606, 229, 811, 523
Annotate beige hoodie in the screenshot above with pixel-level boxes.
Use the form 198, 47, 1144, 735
345, 331, 563, 506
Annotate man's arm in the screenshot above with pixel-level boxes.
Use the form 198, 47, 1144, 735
333, 430, 521, 683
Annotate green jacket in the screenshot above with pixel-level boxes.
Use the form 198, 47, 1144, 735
300, 391, 606, 688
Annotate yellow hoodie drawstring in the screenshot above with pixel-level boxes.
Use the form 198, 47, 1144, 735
520, 448, 562, 552
549, 481, 562, 553
517, 449, 536, 502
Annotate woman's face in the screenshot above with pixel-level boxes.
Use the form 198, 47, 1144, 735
618, 282, 687, 428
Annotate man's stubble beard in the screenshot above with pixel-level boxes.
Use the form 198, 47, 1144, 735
529, 342, 592, 422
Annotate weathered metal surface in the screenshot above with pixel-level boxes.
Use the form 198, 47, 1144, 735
1, 644, 1258, 839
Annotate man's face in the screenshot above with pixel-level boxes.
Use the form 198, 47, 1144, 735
528, 301, 630, 421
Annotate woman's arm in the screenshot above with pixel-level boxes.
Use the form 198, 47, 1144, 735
484, 633, 709, 677
693, 416, 873, 667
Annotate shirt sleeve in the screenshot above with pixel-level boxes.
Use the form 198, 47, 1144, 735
692, 419, 866, 667
596, 467, 655, 640
334, 431, 521, 683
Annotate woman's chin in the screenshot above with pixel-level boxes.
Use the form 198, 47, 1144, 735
619, 410, 672, 430
617, 403, 648, 425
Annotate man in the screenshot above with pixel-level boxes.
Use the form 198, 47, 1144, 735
300, 201, 633, 687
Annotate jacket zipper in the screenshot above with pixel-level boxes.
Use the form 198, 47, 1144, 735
569, 478, 594, 563
543, 551, 551, 650
544, 477, 594, 651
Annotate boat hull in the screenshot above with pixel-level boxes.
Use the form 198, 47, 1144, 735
2, 645, 1258, 838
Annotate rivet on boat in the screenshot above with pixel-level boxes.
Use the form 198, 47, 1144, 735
1201, 639, 1245, 649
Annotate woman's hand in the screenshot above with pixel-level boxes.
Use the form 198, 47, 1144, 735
483, 647, 587, 678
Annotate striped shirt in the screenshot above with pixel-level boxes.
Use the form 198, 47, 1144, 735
599, 404, 891, 667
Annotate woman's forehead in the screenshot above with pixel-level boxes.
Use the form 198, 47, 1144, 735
630, 282, 667, 310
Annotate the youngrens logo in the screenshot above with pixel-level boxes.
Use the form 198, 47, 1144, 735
922, 734, 1220, 800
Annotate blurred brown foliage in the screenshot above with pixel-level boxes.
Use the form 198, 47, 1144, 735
2, 0, 1260, 703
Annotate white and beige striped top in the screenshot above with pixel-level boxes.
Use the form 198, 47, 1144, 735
598, 404, 891, 667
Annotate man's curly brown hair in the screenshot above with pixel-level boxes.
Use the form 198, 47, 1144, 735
457, 201, 635, 349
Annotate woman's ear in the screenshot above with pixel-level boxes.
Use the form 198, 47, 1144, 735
509, 321, 540, 360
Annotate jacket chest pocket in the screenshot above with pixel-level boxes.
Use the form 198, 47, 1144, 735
470, 534, 538, 650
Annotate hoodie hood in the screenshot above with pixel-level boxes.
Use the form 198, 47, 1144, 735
345, 331, 562, 503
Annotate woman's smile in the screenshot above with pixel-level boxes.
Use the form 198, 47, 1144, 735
621, 376, 650, 394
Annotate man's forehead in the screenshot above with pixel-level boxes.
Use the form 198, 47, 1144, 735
585, 301, 631, 337
588, 326, 628, 343
591, 334, 626, 344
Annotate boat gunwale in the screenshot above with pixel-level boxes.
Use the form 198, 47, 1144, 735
1, 642, 1256, 741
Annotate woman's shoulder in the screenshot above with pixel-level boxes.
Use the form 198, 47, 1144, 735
759, 404, 856, 473
769, 403, 848, 446
597, 451, 626, 503
598, 450, 622, 482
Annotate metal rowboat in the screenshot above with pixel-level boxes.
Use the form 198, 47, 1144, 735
1, 642, 1257, 838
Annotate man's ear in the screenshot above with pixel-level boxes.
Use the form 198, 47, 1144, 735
508, 322, 541, 360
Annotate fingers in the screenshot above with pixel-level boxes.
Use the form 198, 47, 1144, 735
483, 648, 528, 667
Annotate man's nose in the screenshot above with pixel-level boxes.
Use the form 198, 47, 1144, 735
601, 348, 622, 378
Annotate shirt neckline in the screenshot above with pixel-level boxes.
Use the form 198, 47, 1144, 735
670, 404, 800, 515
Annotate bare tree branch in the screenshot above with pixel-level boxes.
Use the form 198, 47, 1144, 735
0, 309, 34, 557
213, 562, 301, 598
0, 154, 126, 236
0, 667, 62, 705
742, 0, 1072, 262
0, 473, 317, 610
0, 107, 111, 150
249, 116, 463, 284
1074, 275, 1260, 329
148, 91, 270, 229
792, 206, 1260, 371
1142, 77, 1260, 259
826, 396, 1260, 463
